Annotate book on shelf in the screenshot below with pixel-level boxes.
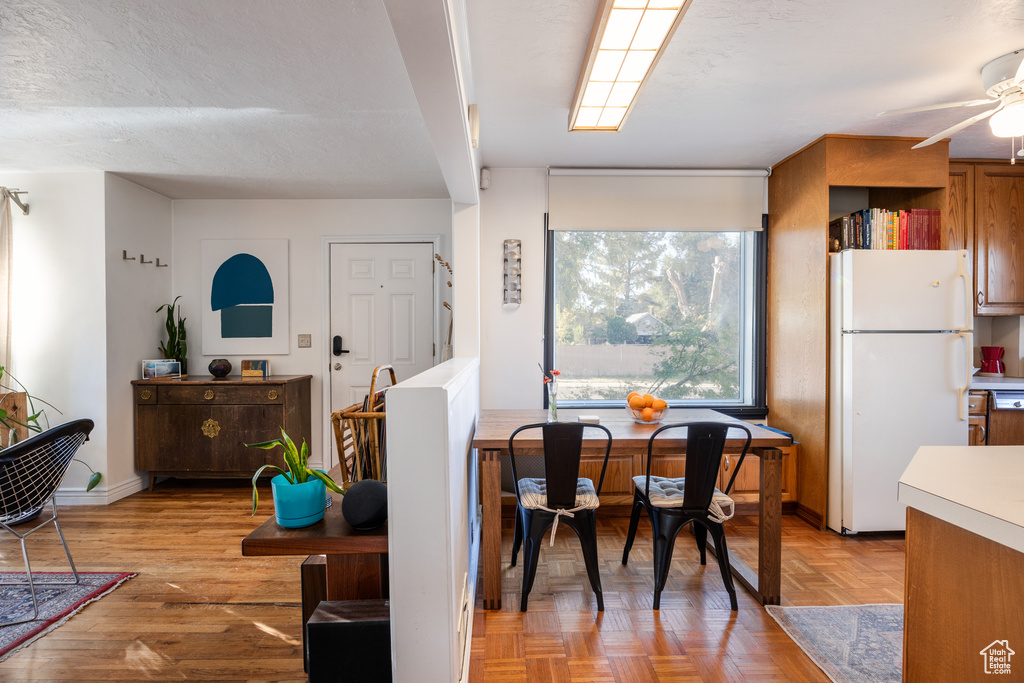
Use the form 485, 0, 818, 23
828, 208, 941, 252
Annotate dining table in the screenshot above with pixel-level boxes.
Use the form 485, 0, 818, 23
472, 408, 791, 609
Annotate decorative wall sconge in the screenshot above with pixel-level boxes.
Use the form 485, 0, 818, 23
503, 239, 522, 305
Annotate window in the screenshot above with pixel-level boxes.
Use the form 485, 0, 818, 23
546, 226, 766, 416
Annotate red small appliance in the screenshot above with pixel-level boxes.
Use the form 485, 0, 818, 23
980, 346, 1006, 377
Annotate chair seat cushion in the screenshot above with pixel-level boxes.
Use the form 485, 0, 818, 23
518, 477, 599, 511
632, 475, 735, 512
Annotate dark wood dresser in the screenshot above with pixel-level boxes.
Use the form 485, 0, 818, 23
132, 375, 312, 487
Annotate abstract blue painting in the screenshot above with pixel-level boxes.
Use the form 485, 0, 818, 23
211, 253, 274, 338
202, 240, 289, 354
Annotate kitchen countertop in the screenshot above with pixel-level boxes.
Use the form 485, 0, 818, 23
970, 375, 1024, 391
898, 446, 1024, 553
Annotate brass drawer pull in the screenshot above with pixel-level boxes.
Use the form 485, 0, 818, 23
202, 419, 220, 438
268, 390, 279, 400
204, 390, 214, 400
141, 390, 152, 400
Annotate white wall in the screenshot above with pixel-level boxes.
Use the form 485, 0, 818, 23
386, 358, 480, 683
478, 169, 547, 409
104, 174, 172, 495
452, 202, 480, 358
2, 171, 110, 492
171, 199, 452, 463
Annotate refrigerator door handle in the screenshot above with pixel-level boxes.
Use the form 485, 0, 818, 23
957, 252, 971, 331
958, 332, 971, 421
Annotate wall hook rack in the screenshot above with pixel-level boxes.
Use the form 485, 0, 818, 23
155, 258, 168, 268
140, 254, 153, 264
122, 250, 136, 261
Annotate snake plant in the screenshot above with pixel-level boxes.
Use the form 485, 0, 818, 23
156, 296, 188, 372
246, 429, 344, 515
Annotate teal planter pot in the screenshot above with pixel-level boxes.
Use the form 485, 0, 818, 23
271, 474, 327, 528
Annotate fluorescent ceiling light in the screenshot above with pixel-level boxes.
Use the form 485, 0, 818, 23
569, 0, 692, 132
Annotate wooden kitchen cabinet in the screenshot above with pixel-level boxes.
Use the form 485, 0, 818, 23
948, 161, 1024, 315
133, 375, 311, 486
975, 163, 1024, 315
968, 390, 988, 446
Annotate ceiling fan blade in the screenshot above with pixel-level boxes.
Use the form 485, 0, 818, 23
911, 105, 1003, 149
879, 99, 997, 116
1015, 52, 1024, 85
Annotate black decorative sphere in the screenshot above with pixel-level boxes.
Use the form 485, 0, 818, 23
342, 479, 388, 530
208, 358, 232, 378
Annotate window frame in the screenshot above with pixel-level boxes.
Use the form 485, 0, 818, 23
542, 214, 768, 420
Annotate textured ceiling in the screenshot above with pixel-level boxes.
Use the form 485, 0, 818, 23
468, 0, 1024, 169
4, 1, 1024, 201
0, 0, 447, 199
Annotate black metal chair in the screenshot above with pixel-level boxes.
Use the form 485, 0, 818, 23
621, 421, 751, 610
0, 419, 94, 625
508, 421, 612, 611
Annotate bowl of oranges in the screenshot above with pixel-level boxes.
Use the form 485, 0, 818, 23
626, 392, 668, 424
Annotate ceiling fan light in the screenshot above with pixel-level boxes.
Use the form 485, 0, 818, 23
990, 103, 1024, 137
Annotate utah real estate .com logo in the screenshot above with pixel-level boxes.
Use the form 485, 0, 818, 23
980, 640, 1014, 675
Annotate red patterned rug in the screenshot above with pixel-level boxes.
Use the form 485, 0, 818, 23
0, 571, 136, 662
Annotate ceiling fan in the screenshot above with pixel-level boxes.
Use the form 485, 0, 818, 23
880, 49, 1024, 150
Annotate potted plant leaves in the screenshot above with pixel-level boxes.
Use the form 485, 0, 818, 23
247, 429, 344, 528
156, 296, 188, 376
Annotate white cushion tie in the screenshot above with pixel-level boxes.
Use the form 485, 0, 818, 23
517, 477, 599, 545
632, 475, 736, 523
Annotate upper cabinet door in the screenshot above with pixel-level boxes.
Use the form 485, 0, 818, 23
976, 165, 1024, 315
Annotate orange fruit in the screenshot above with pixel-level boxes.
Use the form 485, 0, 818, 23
652, 398, 667, 410
628, 395, 646, 410
642, 394, 655, 408
641, 407, 655, 422
626, 391, 640, 401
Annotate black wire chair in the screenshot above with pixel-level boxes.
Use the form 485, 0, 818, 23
0, 419, 94, 625
508, 421, 612, 611
621, 421, 751, 610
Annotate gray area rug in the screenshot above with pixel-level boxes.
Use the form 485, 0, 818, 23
765, 604, 903, 683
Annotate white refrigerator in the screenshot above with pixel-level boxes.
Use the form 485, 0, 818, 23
827, 249, 972, 533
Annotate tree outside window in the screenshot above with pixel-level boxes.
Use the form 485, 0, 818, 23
552, 230, 753, 404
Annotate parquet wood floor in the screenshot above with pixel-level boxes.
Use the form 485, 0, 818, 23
0, 483, 905, 682
468, 513, 906, 683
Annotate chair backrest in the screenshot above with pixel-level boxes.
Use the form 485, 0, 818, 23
645, 421, 751, 513
0, 419, 94, 523
508, 422, 613, 508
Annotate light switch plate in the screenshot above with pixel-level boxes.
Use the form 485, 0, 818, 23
297, 334, 312, 348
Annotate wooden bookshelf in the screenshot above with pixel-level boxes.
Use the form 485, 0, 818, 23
767, 135, 949, 525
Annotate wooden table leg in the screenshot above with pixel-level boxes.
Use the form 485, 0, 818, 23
757, 447, 783, 605
324, 554, 387, 601
480, 448, 502, 610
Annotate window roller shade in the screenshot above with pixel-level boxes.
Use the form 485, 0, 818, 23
548, 173, 765, 231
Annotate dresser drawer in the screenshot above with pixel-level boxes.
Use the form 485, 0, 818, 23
156, 385, 285, 405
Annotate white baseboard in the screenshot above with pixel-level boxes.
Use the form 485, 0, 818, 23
55, 474, 147, 506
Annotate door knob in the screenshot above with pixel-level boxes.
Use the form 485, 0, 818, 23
332, 335, 350, 356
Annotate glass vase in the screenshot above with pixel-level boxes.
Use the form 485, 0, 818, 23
547, 382, 558, 422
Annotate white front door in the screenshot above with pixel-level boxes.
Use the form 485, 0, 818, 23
329, 242, 435, 421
